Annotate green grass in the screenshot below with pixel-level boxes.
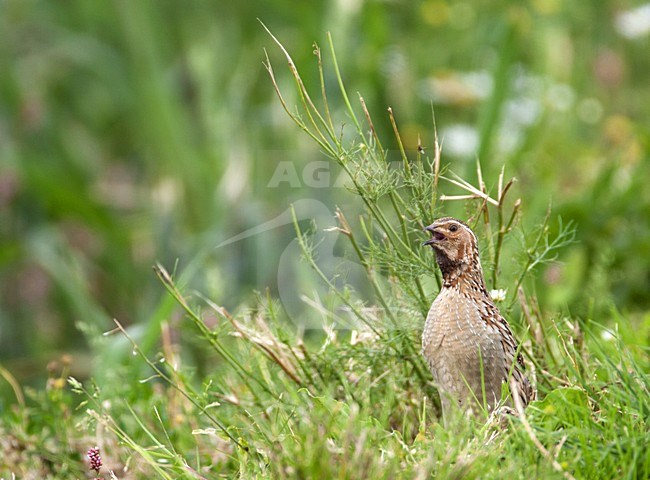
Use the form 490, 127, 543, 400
2, 270, 647, 478
1, 1, 649, 478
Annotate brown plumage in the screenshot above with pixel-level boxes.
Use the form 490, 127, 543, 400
422, 217, 534, 425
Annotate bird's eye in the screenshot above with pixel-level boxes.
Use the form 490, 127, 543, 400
449, 224, 459, 232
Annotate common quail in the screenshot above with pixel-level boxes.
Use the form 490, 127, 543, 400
422, 217, 534, 425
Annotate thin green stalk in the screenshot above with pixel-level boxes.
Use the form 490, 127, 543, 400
153, 265, 276, 404
414, 277, 429, 315
359, 94, 385, 154
263, 51, 335, 155
0, 363, 25, 408
492, 183, 519, 289
326, 32, 364, 136
491, 201, 504, 289
262, 23, 337, 147
388, 106, 410, 172
476, 160, 495, 266
110, 319, 249, 452
315, 43, 336, 135
389, 191, 411, 248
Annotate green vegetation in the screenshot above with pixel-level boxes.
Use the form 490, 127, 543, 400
1, 1, 649, 479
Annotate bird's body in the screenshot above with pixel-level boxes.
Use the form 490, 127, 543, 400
422, 217, 534, 425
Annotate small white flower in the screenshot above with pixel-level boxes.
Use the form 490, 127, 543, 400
489, 289, 507, 302
600, 329, 615, 341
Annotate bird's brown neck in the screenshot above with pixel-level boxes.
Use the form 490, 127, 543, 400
436, 251, 488, 293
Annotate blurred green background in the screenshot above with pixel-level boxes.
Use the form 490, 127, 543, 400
1, 0, 649, 395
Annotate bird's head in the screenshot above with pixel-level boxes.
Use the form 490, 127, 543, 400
422, 217, 478, 266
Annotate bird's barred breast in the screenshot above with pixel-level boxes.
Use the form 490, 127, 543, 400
422, 287, 507, 408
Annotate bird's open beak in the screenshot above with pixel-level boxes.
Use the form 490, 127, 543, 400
422, 225, 445, 247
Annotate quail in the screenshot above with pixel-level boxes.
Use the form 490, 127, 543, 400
422, 217, 534, 425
